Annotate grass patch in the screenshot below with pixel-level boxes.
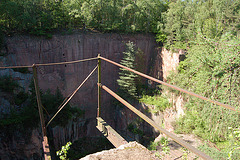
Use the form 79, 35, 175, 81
139, 95, 170, 112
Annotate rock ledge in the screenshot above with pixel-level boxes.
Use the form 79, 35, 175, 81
80, 141, 159, 160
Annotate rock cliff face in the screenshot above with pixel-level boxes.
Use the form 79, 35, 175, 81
0, 129, 43, 160
113, 48, 186, 149
0, 33, 160, 159
0, 32, 185, 159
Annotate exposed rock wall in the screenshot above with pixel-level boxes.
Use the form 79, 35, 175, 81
0, 32, 186, 159
161, 48, 185, 81
0, 129, 42, 160
160, 48, 185, 132
0, 32, 159, 159
114, 47, 185, 138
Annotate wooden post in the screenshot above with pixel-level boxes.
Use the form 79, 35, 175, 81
32, 64, 51, 160
97, 54, 101, 117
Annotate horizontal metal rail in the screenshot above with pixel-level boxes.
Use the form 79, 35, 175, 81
98, 83, 213, 160
0, 57, 98, 69
99, 56, 239, 113
36, 57, 98, 66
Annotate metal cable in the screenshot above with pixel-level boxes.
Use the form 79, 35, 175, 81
42, 105, 50, 116
46, 65, 98, 127
0, 57, 98, 69
0, 65, 33, 69
57, 92, 74, 109
36, 57, 98, 66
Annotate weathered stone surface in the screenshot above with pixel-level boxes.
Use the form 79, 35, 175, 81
0, 32, 186, 159
80, 141, 159, 160
3, 33, 158, 122
0, 32, 160, 158
0, 129, 42, 160
161, 48, 184, 81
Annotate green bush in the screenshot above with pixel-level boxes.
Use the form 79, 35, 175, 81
56, 142, 72, 160
168, 33, 240, 143
198, 144, 228, 160
40, 88, 85, 127
148, 141, 159, 151
174, 110, 208, 139
0, 81, 85, 137
127, 123, 144, 136
12, 68, 30, 74
139, 95, 170, 112
159, 137, 170, 154
0, 75, 19, 93
14, 91, 28, 105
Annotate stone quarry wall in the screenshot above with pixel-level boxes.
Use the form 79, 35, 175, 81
0, 32, 185, 159
114, 47, 185, 141
0, 32, 159, 159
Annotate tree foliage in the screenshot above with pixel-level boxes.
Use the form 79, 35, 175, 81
159, 0, 240, 50
1, 0, 240, 156
117, 41, 138, 98
157, 1, 240, 147
0, 0, 167, 36
0, 78, 84, 137
169, 32, 240, 142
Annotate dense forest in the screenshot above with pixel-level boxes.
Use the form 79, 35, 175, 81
0, 0, 239, 159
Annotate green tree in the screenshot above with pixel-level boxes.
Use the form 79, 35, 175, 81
162, 0, 240, 49
169, 32, 240, 142
0, 0, 168, 34
117, 41, 138, 98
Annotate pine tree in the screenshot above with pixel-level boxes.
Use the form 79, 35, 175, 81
117, 41, 138, 98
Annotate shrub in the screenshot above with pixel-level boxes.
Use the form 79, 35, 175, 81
56, 142, 72, 160
0, 75, 19, 93
14, 91, 28, 105
139, 95, 170, 112
148, 141, 159, 151
12, 68, 30, 74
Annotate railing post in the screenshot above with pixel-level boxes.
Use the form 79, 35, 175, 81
97, 54, 101, 117
32, 64, 51, 160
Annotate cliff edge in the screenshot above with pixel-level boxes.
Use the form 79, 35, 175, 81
80, 141, 159, 160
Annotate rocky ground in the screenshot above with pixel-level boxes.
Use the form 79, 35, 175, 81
153, 134, 203, 160
80, 141, 160, 160
79, 133, 204, 160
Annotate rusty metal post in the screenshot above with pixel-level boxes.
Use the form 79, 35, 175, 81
32, 64, 51, 160
97, 54, 101, 117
